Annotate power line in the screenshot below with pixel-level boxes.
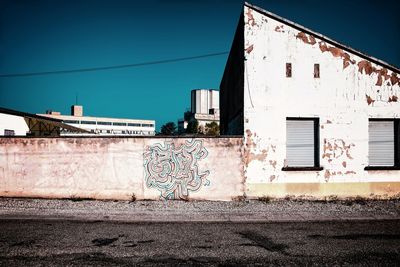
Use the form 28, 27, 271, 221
0, 51, 229, 78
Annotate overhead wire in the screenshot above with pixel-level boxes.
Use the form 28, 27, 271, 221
0, 51, 229, 78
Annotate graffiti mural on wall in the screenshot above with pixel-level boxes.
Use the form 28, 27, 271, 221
143, 139, 210, 200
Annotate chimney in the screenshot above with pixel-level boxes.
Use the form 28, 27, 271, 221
71, 105, 83, 116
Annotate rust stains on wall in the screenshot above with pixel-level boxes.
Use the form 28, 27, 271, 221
357, 60, 398, 86
319, 42, 356, 69
322, 138, 355, 162
245, 8, 257, 27
322, 138, 356, 182
390, 73, 399, 86
376, 69, 390, 86
274, 25, 284, 32
245, 129, 252, 148
294, 31, 400, 88
296, 32, 316, 45
296, 32, 356, 69
324, 170, 331, 182
0, 137, 126, 149
245, 44, 254, 54
296, 31, 356, 70
244, 129, 268, 167
269, 160, 277, 169
248, 150, 268, 163
244, 130, 281, 183
0, 138, 23, 145
324, 169, 356, 182
358, 60, 378, 75
366, 94, 375, 105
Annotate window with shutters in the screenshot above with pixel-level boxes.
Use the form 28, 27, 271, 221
282, 118, 322, 171
365, 119, 400, 170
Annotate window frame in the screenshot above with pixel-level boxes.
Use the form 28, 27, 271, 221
365, 118, 400, 170
286, 63, 292, 78
64, 120, 80, 124
314, 63, 320, 78
282, 117, 323, 171
98, 121, 112, 126
4, 129, 15, 136
113, 122, 127, 126
81, 120, 96, 125
128, 123, 141, 127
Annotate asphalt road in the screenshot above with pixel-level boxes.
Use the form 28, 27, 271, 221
0, 219, 399, 266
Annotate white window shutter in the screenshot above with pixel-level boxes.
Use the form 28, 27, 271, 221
369, 121, 394, 166
286, 120, 315, 167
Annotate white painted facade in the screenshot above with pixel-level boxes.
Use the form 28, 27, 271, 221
0, 113, 29, 136
191, 89, 219, 114
38, 114, 155, 136
243, 4, 400, 183
221, 3, 400, 198
38, 107, 155, 136
179, 89, 220, 134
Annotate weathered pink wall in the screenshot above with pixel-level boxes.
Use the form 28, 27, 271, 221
0, 137, 244, 201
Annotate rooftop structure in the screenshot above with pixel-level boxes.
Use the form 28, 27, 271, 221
178, 89, 220, 134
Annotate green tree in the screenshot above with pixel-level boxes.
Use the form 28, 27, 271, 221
160, 122, 177, 135
205, 121, 220, 136
198, 125, 205, 135
186, 120, 199, 134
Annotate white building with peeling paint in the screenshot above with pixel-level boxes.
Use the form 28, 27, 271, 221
220, 2, 400, 198
1, 2, 400, 202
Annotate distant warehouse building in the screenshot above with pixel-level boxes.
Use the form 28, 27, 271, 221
38, 105, 155, 136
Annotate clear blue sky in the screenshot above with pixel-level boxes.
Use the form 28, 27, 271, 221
0, 0, 399, 131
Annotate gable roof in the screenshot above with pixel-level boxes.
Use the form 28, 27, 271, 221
245, 2, 400, 74
0, 107, 89, 133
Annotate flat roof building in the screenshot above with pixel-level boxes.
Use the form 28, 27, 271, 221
38, 105, 156, 136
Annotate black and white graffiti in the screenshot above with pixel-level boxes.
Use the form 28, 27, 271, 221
143, 139, 210, 200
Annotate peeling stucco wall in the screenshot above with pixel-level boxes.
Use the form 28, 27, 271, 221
243, 5, 400, 197
0, 137, 244, 201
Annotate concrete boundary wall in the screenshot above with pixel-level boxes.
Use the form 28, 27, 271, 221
0, 137, 244, 201
1, 137, 399, 200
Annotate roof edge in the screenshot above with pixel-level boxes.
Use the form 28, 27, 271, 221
244, 2, 400, 74
0, 106, 90, 133
0, 107, 63, 123
191, 89, 219, 92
